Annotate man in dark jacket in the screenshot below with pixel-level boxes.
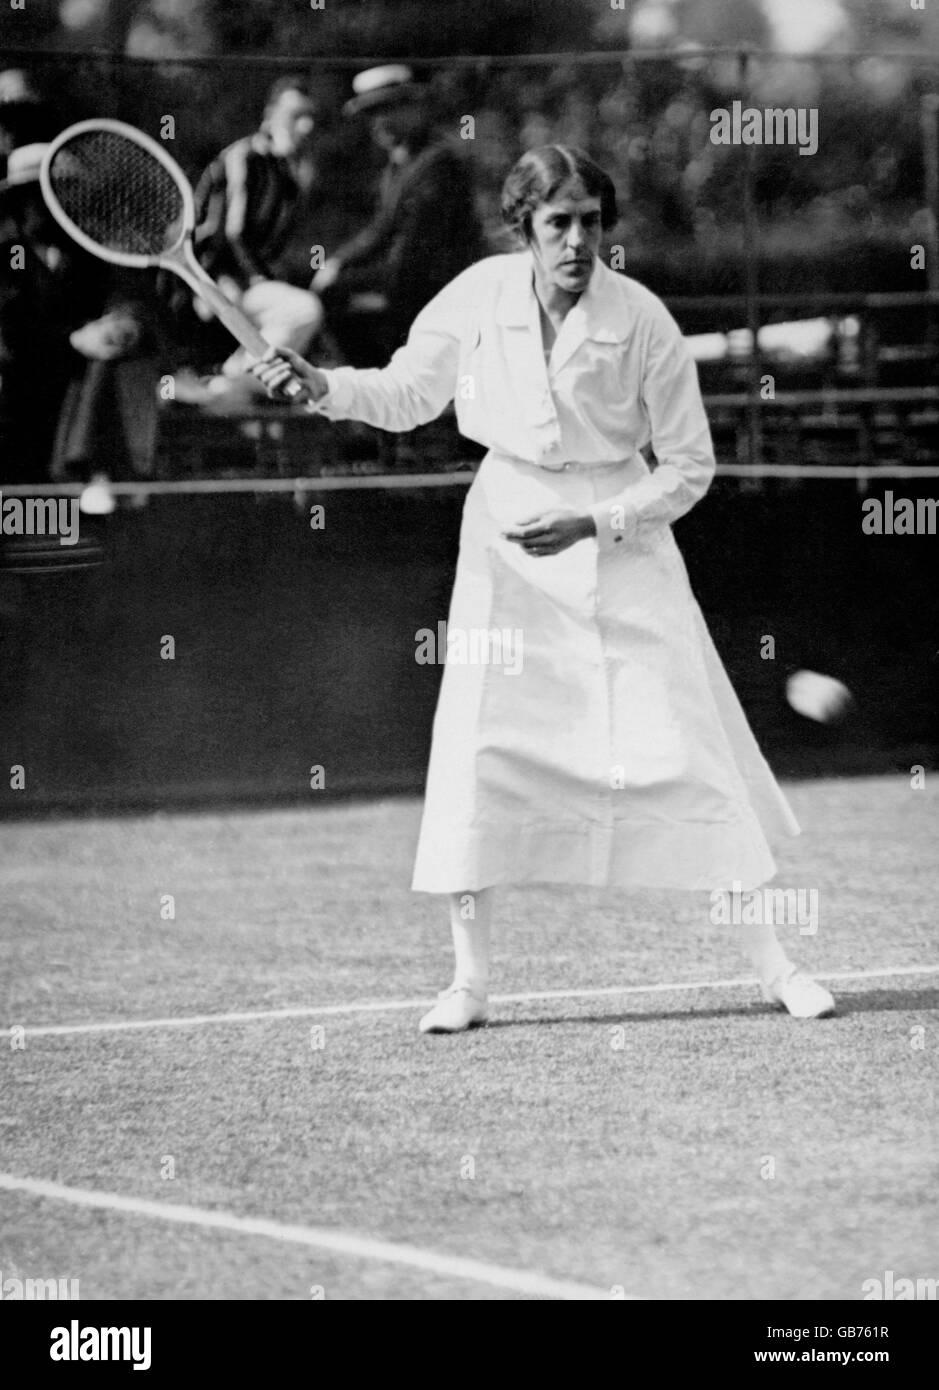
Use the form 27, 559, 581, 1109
312, 66, 485, 362
0, 143, 168, 484
0, 144, 107, 482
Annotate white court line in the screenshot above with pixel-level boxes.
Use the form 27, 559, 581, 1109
14, 963, 939, 1039
0, 1174, 615, 1301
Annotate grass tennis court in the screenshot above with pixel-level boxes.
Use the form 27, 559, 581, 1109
1, 776, 937, 1300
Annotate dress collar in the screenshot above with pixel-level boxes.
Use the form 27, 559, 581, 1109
495, 250, 630, 362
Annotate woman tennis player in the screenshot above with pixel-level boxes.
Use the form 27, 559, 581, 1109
252, 145, 835, 1033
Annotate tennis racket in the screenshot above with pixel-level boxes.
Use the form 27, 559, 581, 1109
39, 118, 313, 406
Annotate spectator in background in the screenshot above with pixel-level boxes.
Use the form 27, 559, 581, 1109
0, 144, 166, 484
1, 142, 106, 481
0, 69, 55, 180
312, 65, 485, 363
189, 74, 324, 389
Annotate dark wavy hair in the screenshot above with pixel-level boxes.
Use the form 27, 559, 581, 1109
500, 145, 618, 240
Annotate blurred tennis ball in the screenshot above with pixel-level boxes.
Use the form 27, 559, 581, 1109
786, 669, 853, 723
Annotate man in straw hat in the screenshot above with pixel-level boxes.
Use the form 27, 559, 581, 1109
312, 64, 484, 361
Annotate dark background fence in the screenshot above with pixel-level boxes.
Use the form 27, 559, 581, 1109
1, 473, 936, 819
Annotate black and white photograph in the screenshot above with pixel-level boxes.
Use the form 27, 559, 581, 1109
1, 0, 937, 1337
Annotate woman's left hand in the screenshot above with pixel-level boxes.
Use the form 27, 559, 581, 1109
503, 510, 597, 557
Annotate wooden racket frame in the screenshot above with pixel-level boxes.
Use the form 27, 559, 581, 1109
40, 118, 310, 402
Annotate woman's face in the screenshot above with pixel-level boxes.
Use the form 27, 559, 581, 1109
528, 184, 602, 295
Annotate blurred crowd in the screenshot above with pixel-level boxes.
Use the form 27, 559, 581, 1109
1, 52, 933, 484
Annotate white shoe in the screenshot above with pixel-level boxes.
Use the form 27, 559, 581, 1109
419, 985, 489, 1034
761, 966, 835, 1019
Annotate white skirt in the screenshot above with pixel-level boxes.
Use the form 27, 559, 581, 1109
411, 451, 799, 894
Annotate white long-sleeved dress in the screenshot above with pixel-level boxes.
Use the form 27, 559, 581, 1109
317, 252, 799, 893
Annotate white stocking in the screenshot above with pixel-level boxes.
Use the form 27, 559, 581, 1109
726, 888, 794, 985
447, 888, 493, 995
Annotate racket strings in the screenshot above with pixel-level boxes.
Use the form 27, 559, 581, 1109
47, 130, 185, 258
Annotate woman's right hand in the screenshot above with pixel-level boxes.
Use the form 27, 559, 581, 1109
249, 345, 329, 405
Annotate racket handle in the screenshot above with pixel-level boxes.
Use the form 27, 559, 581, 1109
176, 251, 323, 412
197, 284, 321, 409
